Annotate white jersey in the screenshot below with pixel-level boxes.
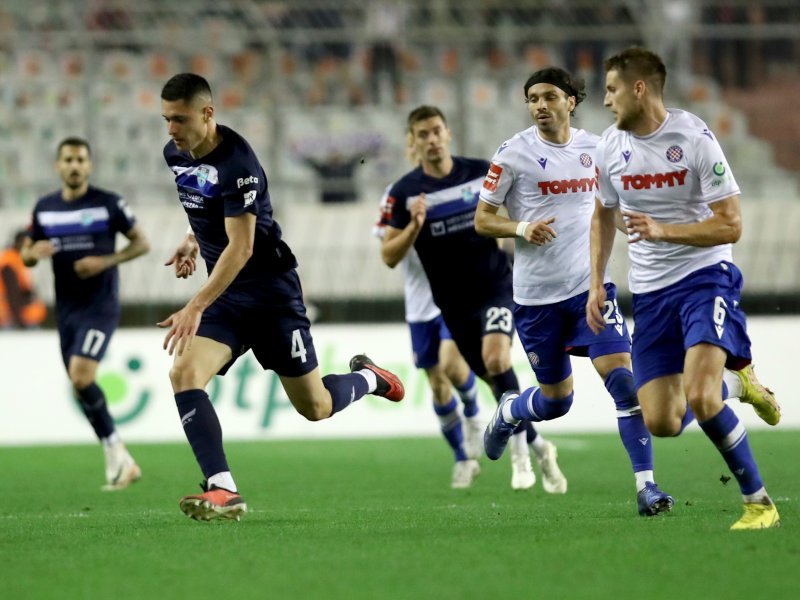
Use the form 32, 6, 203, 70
480, 126, 607, 305
375, 185, 441, 323
596, 109, 739, 294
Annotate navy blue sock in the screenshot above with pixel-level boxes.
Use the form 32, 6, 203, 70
175, 389, 229, 478
323, 373, 370, 416
76, 383, 115, 440
456, 371, 479, 418
433, 398, 467, 462
698, 404, 764, 495
605, 367, 654, 473
510, 387, 573, 421
490, 368, 519, 401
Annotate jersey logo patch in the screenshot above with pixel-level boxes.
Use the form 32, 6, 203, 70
666, 145, 684, 163
538, 178, 596, 195
702, 128, 715, 140
537, 157, 547, 169
483, 163, 503, 192
243, 190, 256, 207
621, 169, 688, 190
196, 166, 210, 186
622, 150, 632, 163
579, 153, 592, 168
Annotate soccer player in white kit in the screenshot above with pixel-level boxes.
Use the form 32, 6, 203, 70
477, 67, 672, 515
375, 183, 484, 489
588, 48, 780, 529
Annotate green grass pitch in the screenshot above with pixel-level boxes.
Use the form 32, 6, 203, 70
1, 431, 797, 599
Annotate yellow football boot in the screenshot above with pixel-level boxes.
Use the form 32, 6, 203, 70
730, 499, 781, 530
733, 365, 780, 426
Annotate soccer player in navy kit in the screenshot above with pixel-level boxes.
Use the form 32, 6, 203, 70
158, 73, 404, 521
477, 67, 673, 515
382, 105, 566, 492
22, 137, 150, 490
589, 48, 780, 529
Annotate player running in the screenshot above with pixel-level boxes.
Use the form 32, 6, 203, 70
476, 67, 672, 515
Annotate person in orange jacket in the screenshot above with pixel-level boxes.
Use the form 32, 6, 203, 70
0, 229, 47, 329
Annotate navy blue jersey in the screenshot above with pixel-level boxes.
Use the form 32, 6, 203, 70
29, 186, 136, 308
387, 156, 511, 314
164, 124, 297, 294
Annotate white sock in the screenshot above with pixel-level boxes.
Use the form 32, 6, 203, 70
743, 486, 770, 504
101, 431, 120, 447
501, 401, 520, 424
528, 435, 547, 458
208, 471, 237, 493
358, 369, 378, 393
634, 470, 654, 493
510, 431, 528, 454
723, 368, 743, 399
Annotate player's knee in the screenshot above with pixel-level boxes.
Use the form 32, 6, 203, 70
169, 363, 203, 392
68, 370, 94, 390
644, 414, 681, 437
295, 401, 329, 422
482, 353, 509, 376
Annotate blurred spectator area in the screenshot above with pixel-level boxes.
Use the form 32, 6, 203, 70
0, 0, 798, 316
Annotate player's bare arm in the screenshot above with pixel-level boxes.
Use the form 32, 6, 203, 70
165, 231, 199, 279
474, 200, 557, 246
587, 199, 617, 334
73, 224, 150, 279
159, 212, 255, 356
623, 195, 741, 247
381, 194, 426, 268
19, 237, 56, 267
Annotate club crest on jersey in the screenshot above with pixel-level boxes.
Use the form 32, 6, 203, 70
537, 157, 548, 169
196, 166, 210, 186
579, 153, 592, 168
666, 145, 684, 163
461, 188, 477, 203
622, 150, 632, 163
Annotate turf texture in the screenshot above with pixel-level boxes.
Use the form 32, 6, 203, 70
1, 430, 796, 599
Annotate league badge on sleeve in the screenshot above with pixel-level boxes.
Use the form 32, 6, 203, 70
483, 163, 503, 192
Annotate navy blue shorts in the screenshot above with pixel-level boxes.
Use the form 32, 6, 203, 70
631, 261, 752, 390
515, 283, 631, 384
442, 293, 516, 377
197, 269, 319, 377
408, 314, 453, 369
57, 304, 119, 367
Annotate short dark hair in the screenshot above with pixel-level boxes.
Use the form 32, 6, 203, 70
57, 137, 91, 159
523, 67, 587, 116
160, 73, 213, 103
604, 47, 667, 94
407, 105, 447, 132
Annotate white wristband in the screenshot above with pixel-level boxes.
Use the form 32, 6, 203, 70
515, 221, 530, 238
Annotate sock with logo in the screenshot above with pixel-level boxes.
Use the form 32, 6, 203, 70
698, 404, 763, 495
605, 367, 654, 475
175, 389, 229, 478
323, 373, 370, 416
433, 397, 467, 461
455, 371, 479, 417
76, 382, 116, 440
